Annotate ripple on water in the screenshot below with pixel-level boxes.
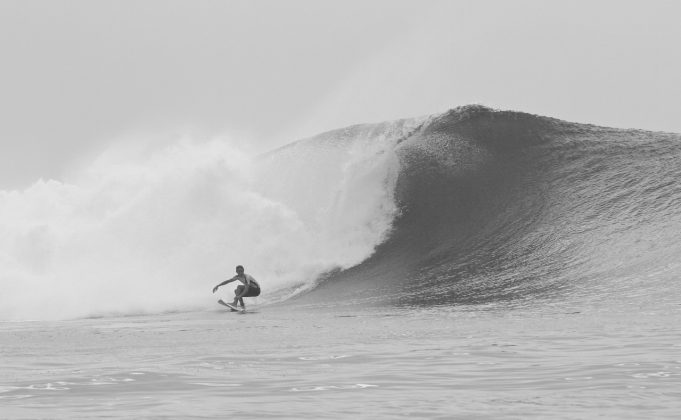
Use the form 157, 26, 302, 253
631, 371, 676, 379
290, 384, 378, 392
0, 373, 142, 400
190, 382, 242, 388
298, 355, 351, 361
0, 394, 33, 400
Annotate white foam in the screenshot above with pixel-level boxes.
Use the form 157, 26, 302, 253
0, 127, 405, 320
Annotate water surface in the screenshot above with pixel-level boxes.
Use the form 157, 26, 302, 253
2, 303, 679, 419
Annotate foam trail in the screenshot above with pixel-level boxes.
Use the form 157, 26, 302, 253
0, 131, 402, 320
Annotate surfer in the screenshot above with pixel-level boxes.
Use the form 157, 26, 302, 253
212, 265, 261, 310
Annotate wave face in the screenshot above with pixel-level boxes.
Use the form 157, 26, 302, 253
293, 106, 681, 309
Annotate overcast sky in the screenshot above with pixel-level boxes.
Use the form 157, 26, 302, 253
1, 0, 680, 188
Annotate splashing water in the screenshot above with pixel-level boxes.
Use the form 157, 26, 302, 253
0, 125, 408, 320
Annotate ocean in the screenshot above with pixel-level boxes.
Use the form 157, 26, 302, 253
1, 105, 680, 418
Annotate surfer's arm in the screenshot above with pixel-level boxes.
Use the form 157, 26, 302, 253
212, 276, 237, 293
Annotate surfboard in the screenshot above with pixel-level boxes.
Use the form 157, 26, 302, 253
218, 299, 245, 312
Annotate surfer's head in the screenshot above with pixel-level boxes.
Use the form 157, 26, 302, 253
236, 265, 244, 274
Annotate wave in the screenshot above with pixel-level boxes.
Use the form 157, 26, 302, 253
290, 105, 681, 308
3, 105, 680, 320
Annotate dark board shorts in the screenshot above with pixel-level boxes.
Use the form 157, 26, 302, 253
243, 286, 261, 297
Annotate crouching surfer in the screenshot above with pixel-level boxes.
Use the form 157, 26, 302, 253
212, 265, 261, 311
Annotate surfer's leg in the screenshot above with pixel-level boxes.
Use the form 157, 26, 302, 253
239, 297, 245, 307
233, 285, 244, 305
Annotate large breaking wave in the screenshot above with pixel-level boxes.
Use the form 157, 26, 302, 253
291, 106, 681, 310
2, 105, 681, 320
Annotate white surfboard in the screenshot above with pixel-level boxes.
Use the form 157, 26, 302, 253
218, 299, 245, 312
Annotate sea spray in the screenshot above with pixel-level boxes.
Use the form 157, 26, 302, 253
0, 130, 405, 320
